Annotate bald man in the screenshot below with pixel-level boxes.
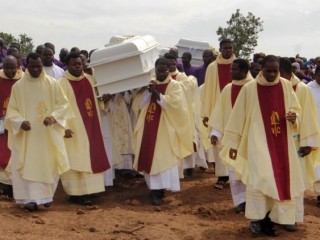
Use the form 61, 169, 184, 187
169, 47, 184, 72
0, 56, 23, 199
194, 50, 216, 86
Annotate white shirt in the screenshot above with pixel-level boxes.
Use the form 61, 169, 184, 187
43, 63, 65, 80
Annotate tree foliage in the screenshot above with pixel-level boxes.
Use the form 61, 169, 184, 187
216, 9, 263, 58
0, 32, 34, 56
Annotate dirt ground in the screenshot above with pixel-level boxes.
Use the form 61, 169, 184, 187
1, 166, 320, 240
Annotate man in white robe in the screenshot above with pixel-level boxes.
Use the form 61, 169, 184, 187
41, 47, 65, 80
307, 66, 320, 208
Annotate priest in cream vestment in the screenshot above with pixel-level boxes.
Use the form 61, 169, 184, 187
0, 56, 23, 198
221, 55, 306, 236
279, 57, 320, 229
209, 59, 253, 213
164, 53, 198, 178
201, 39, 236, 188
59, 53, 110, 205
133, 57, 193, 205
4, 53, 72, 211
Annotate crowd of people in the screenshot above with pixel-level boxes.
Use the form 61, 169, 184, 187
1, 37, 320, 237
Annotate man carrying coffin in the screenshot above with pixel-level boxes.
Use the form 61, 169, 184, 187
59, 53, 110, 205
133, 57, 193, 205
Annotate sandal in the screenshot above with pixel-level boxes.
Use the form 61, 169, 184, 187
214, 180, 227, 189
214, 176, 229, 189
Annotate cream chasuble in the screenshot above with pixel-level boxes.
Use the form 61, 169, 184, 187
290, 75, 320, 189
133, 77, 193, 175
4, 71, 72, 184
221, 73, 305, 201
200, 53, 236, 119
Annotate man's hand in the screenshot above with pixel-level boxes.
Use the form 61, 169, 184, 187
148, 80, 160, 100
148, 80, 157, 93
21, 121, 31, 131
298, 146, 312, 157
101, 93, 113, 103
211, 135, 218, 145
64, 129, 74, 138
202, 117, 209, 128
229, 148, 237, 160
285, 111, 297, 124
43, 116, 57, 126
138, 86, 147, 94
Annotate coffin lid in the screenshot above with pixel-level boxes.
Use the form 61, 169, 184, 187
90, 35, 160, 67
159, 47, 170, 57
176, 38, 212, 50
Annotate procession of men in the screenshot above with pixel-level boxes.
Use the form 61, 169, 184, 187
1, 37, 320, 237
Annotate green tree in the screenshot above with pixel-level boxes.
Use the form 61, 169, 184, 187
0, 32, 34, 56
216, 9, 263, 58
18, 34, 34, 56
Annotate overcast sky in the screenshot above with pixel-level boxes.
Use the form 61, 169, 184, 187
2, 0, 320, 59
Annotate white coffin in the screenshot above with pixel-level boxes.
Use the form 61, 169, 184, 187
159, 47, 169, 57
90, 35, 160, 96
176, 38, 212, 66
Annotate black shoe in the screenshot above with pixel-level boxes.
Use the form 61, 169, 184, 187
114, 169, 122, 179
235, 202, 246, 214
262, 225, 279, 237
6, 185, 13, 199
220, 176, 229, 182
25, 202, 38, 212
122, 170, 138, 179
249, 221, 261, 234
81, 195, 93, 206
199, 167, 207, 172
284, 223, 297, 232
151, 195, 162, 206
0, 183, 13, 199
68, 195, 81, 204
134, 172, 144, 178
159, 189, 165, 199
151, 190, 162, 206
185, 168, 193, 177
261, 214, 279, 237
317, 196, 320, 208
43, 202, 52, 208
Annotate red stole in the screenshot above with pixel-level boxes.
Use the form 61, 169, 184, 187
0, 77, 18, 169
137, 82, 169, 174
68, 77, 110, 173
257, 82, 291, 200
217, 64, 232, 92
231, 84, 244, 107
